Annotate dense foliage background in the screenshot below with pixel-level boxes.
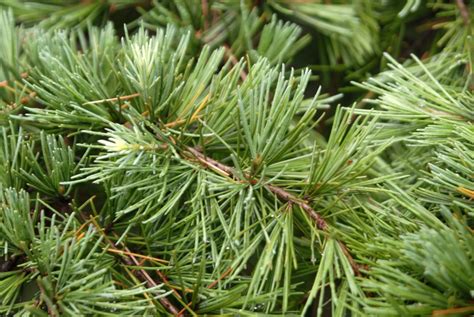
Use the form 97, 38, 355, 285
0, 0, 472, 316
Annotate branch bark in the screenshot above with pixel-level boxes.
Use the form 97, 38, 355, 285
87, 216, 181, 315
121, 255, 180, 315
184, 146, 361, 275
456, 0, 470, 26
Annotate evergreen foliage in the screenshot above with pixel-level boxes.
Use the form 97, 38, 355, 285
0, 0, 472, 316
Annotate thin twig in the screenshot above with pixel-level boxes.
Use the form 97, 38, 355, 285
186, 146, 328, 229
456, 0, 470, 26
107, 248, 169, 264
432, 305, 474, 316
121, 254, 180, 315
201, 0, 209, 30
83, 93, 140, 105
156, 270, 186, 298
184, 146, 361, 275
176, 267, 234, 316
37, 281, 58, 317
223, 45, 247, 81
265, 184, 328, 231
87, 216, 181, 315
207, 267, 233, 289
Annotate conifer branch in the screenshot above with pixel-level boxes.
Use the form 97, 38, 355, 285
1, 2, 472, 316
184, 146, 361, 275
88, 215, 181, 316
121, 255, 180, 316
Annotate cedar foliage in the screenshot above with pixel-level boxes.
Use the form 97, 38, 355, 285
0, 0, 472, 316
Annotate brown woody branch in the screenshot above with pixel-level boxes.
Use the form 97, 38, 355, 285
456, 0, 471, 26
223, 45, 248, 81
37, 280, 58, 317
87, 216, 181, 315
121, 255, 180, 315
184, 146, 361, 275
176, 266, 234, 316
